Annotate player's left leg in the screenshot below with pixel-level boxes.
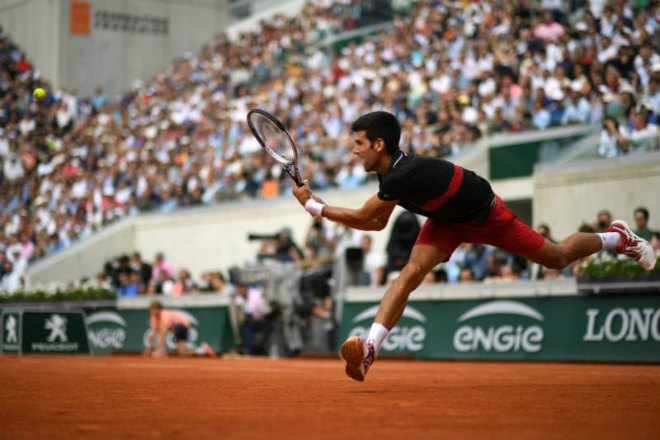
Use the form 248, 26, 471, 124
173, 324, 192, 356
341, 243, 449, 382
177, 340, 191, 357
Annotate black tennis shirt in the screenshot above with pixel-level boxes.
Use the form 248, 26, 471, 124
377, 151, 495, 222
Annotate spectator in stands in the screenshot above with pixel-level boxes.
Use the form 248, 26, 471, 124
199, 271, 227, 293
543, 268, 564, 281
630, 108, 659, 148
534, 11, 565, 42
0, 252, 6, 279
463, 244, 492, 281
148, 270, 175, 296
94, 272, 112, 290
634, 207, 654, 241
644, 74, 660, 114
151, 252, 175, 282
131, 252, 152, 291
0, 260, 22, 294
116, 272, 139, 297
599, 116, 631, 157
460, 267, 476, 282
485, 262, 521, 284
650, 232, 660, 257
536, 224, 555, 243
172, 269, 198, 296
530, 223, 560, 280
445, 244, 467, 284
91, 87, 107, 111
361, 234, 385, 287
595, 210, 613, 233
532, 99, 552, 130
113, 255, 134, 286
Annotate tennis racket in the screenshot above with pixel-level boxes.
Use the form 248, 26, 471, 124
246, 109, 304, 187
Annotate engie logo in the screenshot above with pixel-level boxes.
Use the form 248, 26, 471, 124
583, 308, 660, 342
348, 305, 427, 352
142, 310, 199, 349
86, 312, 127, 350
453, 301, 544, 353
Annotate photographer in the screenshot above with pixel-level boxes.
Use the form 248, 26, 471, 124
234, 283, 268, 355
304, 219, 337, 260
251, 228, 304, 263
598, 116, 631, 158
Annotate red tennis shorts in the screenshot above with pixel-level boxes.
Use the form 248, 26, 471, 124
415, 195, 546, 258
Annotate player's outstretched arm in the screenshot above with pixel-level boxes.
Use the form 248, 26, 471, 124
143, 329, 156, 357
322, 194, 398, 231
292, 180, 397, 231
151, 327, 168, 358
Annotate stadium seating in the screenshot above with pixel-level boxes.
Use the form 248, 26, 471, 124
2, 0, 660, 293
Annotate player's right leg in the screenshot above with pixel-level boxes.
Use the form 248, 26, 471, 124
525, 221, 656, 271
341, 243, 449, 381
469, 196, 656, 271
605, 220, 656, 270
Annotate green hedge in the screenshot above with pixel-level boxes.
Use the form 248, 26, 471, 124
579, 257, 660, 279
0, 288, 115, 303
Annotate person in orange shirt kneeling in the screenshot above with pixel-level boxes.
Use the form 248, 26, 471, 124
144, 301, 201, 357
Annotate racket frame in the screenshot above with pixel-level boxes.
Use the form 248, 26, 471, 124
247, 109, 304, 187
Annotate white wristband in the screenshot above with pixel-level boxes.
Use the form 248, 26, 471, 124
304, 199, 325, 217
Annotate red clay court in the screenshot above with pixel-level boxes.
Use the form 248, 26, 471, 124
1, 355, 658, 440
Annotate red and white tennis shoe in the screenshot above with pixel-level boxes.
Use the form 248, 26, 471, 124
608, 220, 657, 271
340, 336, 375, 382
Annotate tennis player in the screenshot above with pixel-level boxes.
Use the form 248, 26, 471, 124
292, 111, 656, 382
144, 301, 192, 358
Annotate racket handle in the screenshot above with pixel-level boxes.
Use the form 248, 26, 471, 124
285, 165, 304, 187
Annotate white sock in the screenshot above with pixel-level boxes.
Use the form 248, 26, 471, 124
597, 232, 621, 251
366, 323, 389, 353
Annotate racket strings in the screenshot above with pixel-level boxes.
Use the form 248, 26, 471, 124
252, 116, 295, 164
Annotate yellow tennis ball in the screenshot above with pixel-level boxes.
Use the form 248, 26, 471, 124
33, 87, 46, 100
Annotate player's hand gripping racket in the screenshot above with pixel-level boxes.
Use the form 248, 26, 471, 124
247, 109, 303, 187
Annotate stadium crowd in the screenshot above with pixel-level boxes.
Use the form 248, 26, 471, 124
84, 205, 659, 301
2, 0, 660, 290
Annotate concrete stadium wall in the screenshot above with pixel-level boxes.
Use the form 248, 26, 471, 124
26, 218, 135, 288
61, 0, 230, 97
0, 0, 62, 85
534, 152, 660, 239
1, 0, 229, 97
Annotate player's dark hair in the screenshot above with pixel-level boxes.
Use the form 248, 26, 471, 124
351, 111, 401, 155
635, 207, 649, 221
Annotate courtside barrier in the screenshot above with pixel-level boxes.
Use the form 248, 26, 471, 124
90, 295, 235, 354
1, 309, 90, 355
339, 281, 660, 363
1, 294, 235, 355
